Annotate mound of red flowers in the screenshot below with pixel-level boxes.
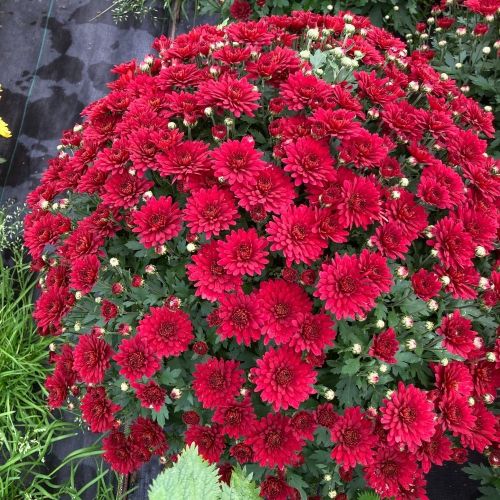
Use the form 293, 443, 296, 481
24, 10, 499, 499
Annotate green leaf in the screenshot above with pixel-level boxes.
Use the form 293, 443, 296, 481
341, 358, 360, 375
148, 444, 221, 500
220, 466, 260, 500
357, 490, 381, 500
462, 463, 495, 484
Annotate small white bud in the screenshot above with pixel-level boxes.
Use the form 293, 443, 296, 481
386, 389, 394, 398
307, 28, 319, 40
479, 277, 490, 290
323, 474, 332, 482
142, 190, 153, 201
121, 382, 129, 391
397, 266, 409, 278
440, 358, 449, 366
328, 491, 337, 499
425, 321, 435, 331
331, 47, 344, 58
186, 242, 197, 253
427, 299, 439, 312
486, 352, 496, 362
49, 343, 56, 352
468, 397, 476, 406
455, 62, 463, 69
344, 23, 356, 34
456, 27, 467, 36
145, 264, 156, 274
75, 291, 82, 301
95, 297, 102, 304
427, 17, 435, 24
422, 84, 433, 93
327, 4, 333, 11
109, 258, 119, 267
400, 177, 409, 187
440, 72, 449, 81
73, 124, 83, 132
408, 81, 420, 92
393, 5, 399, 11
391, 190, 401, 200
420, 33, 429, 40
343, 14, 353, 22
324, 389, 335, 401
74, 322, 81, 332
155, 245, 167, 255
170, 388, 182, 400
367, 372, 379, 384
483, 393, 494, 404
299, 50, 311, 59
484, 105, 492, 112
431, 249, 439, 257
473, 336, 484, 349
224, 117, 234, 127
482, 46, 491, 55
352, 343, 362, 355
379, 364, 388, 373
406, 339, 417, 350
167, 122, 177, 130
475, 246, 487, 257
51, 202, 59, 211
40, 200, 50, 210
376, 320, 385, 329
438, 40, 447, 47
401, 316, 414, 329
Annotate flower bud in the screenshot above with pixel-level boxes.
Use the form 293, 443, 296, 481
344, 23, 356, 34
167, 122, 177, 130
479, 277, 490, 290
425, 321, 435, 331
406, 339, 417, 350
300, 50, 311, 59
75, 291, 82, 300
397, 266, 409, 278
109, 258, 119, 267
74, 322, 81, 332
121, 382, 129, 391
352, 343, 362, 354
483, 394, 494, 404
186, 242, 198, 253
324, 389, 335, 400
145, 264, 156, 274
427, 299, 439, 312
379, 364, 388, 373
367, 372, 379, 384
440, 358, 449, 366
482, 46, 491, 55
376, 320, 385, 329
323, 474, 332, 482
475, 246, 487, 257
468, 397, 475, 406
486, 352, 496, 362
307, 28, 319, 40
328, 491, 337, 499
401, 315, 414, 329
170, 388, 182, 400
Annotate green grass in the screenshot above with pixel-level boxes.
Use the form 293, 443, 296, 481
0, 206, 124, 499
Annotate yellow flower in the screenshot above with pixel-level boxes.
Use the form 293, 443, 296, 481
0, 117, 11, 138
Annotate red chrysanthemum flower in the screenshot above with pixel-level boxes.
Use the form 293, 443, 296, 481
430, 216, 475, 269
251, 346, 317, 411
130, 416, 168, 459
81, 386, 121, 433
45, 371, 69, 409
245, 413, 303, 468
257, 279, 312, 344
336, 175, 381, 229
282, 137, 335, 186
437, 309, 477, 358
431, 361, 474, 396
416, 427, 453, 473
411, 269, 442, 302
100, 299, 118, 322
230, 442, 254, 464
217, 290, 264, 345
289, 311, 336, 355
358, 249, 393, 294
460, 403, 497, 452
315, 253, 379, 320
259, 474, 296, 500
186, 240, 242, 302
330, 407, 378, 469
72, 332, 113, 384
364, 446, 418, 498
231, 165, 296, 214
372, 221, 411, 259
369, 328, 399, 364
113, 336, 161, 381
290, 410, 317, 442
68, 254, 100, 294
136, 305, 193, 358
198, 74, 260, 118
339, 129, 391, 169
385, 190, 428, 240
315, 403, 339, 428
266, 205, 327, 265
211, 136, 266, 185
280, 71, 334, 111
102, 429, 142, 474
192, 357, 245, 409
102, 171, 153, 209
380, 382, 435, 451
213, 395, 257, 438
183, 186, 238, 239
438, 392, 477, 437
185, 424, 226, 463
133, 380, 167, 412
217, 228, 269, 276
131, 196, 182, 249
33, 286, 74, 335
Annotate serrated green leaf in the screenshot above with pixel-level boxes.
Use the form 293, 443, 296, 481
357, 490, 381, 500
220, 466, 260, 500
341, 358, 360, 375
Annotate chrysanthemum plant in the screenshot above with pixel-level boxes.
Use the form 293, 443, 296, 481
24, 11, 499, 500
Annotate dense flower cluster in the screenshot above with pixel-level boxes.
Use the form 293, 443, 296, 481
25, 11, 499, 499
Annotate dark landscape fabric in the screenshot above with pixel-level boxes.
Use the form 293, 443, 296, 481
0, 0, 482, 498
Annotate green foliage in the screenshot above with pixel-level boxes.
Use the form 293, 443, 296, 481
148, 445, 260, 500
357, 490, 381, 500
462, 463, 500, 500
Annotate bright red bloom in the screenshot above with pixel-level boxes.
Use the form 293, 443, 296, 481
231, 165, 296, 214
131, 196, 182, 249
315, 253, 379, 320
217, 290, 264, 345
246, 413, 303, 468
192, 357, 245, 409
369, 328, 399, 364
411, 269, 441, 302
283, 137, 335, 186
460, 403, 497, 452
218, 228, 269, 276
186, 240, 242, 302
102, 171, 153, 209
72, 332, 112, 384
431, 216, 475, 269
183, 186, 238, 239
416, 427, 453, 473
130, 416, 168, 459
33, 286, 74, 335
290, 410, 317, 442
280, 72, 333, 111
198, 74, 260, 118
336, 175, 381, 229
81, 386, 120, 433
289, 311, 336, 355
251, 346, 317, 411
432, 361, 474, 396
464, 0, 500, 16
385, 190, 428, 240
69, 254, 100, 294
185, 424, 225, 463
381, 101, 426, 142
266, 205, 327, 265
372, 221, 411, 259
330, 407, 378, 469
437, 310, 477, 358
438, 392, 477, 437
310, 108, 360, 138
380, 382, 435, 451
133, 380, 167, 412
257, 279, 312, 344
339, 129, 392, 169
229, 0, 252, 20
113, 336, 161, 381
358, 249, 393, 294
211, 137, 265, 185
45, 371, 69, 409
100, 299, 118, 322
136, 305, 193, 357
212, 396, 257, 438
364, 446, 417, 498
103, 429, 142, 474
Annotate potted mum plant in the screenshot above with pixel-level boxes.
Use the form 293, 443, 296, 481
24, 10, 499, 499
